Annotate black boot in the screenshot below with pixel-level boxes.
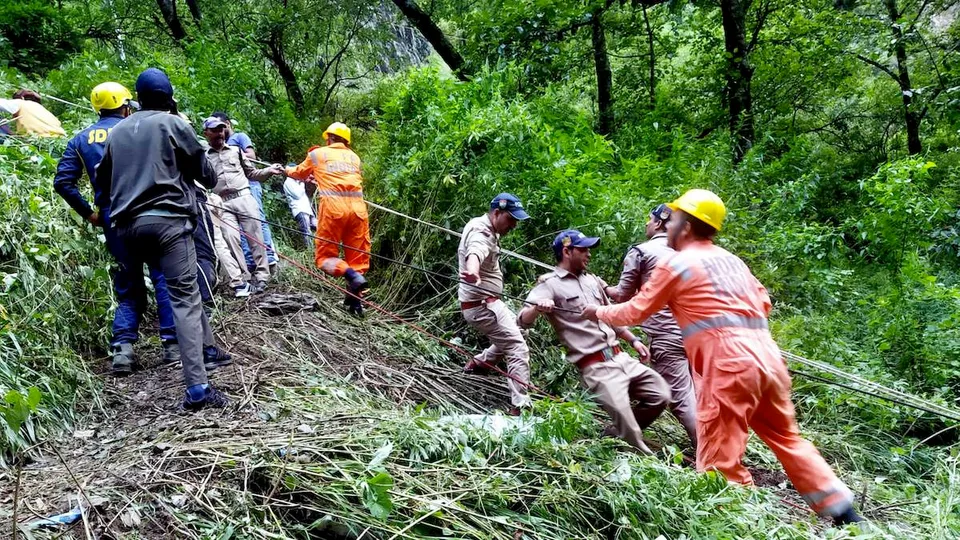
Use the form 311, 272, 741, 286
832, 506, 864, 526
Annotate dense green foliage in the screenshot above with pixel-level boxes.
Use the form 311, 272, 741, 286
0, 1, 80, 76
1, 0, 960, 536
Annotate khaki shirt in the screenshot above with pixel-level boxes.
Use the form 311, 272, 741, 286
519, 267, 627, 363
610, 234, 683, 341
205, 145, 272, 195
457, 214, 504, 301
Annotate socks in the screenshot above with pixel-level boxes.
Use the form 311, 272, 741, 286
186, 383, 209, 402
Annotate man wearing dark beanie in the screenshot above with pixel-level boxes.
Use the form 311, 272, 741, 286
95, 68, 232, 410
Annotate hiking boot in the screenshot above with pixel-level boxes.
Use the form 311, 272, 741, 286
111, 343, 135, 376
234, 283, 252, 298
833, 506, 865, 526
162, 340, 180, 365
182, 385, 229, 411
345, 271, 369, 296
252, 280, 267, 295
343, 292, 365, 318
203, 347, 233, 370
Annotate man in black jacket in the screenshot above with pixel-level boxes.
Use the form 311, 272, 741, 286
96, 68, 231, 410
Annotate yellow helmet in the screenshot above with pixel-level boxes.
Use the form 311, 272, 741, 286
90, 82, 133, 113
323, 122, 351, 144
667, 189, 727, 231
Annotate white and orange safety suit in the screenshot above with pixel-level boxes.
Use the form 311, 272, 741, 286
286, 143, 370, 276
595, 239, 854, 518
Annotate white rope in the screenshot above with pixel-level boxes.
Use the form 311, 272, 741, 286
256, 156, 960, 422
252, 158, 553, 271
365, 200, 554, 271
0, 80, 91, 111
783, 351, 960, 421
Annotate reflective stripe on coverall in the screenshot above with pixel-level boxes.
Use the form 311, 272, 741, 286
595, 239, 854, 518
286, 143, 370, 276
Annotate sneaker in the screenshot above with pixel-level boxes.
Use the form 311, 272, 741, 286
161, 340, 180, 365
234, 283, 252, 298
182, 385, 229, 411
111, 343, 135, 376
833, 506, 865, 526
269, 262, 279, 277
252, 280, 267, 295
203, 347, 233, 370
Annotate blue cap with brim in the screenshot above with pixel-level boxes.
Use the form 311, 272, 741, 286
202, 117, 227, 130
553, 229, 600, 258
651, 203, 672, 221
135, 68, 174, 98
490, 192, 530, 220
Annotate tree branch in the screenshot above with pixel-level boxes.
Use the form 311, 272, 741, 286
390, 0, 470, 81
852, 52, 900, 83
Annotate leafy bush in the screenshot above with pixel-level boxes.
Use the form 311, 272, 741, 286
0, 1, 80, 76
0, 137, 106, 461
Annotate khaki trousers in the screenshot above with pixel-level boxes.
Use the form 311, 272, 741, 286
650, 336, 698, 448
580, 352, 671, 455
220, 193, 269, 284
209, 198, 246, 287
462, 300, 532, 408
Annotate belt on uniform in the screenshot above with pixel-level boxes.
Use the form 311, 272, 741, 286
316, 190, 363, 198
220, 187, 250, 202
460, 297, 499, 310
575, 345, 622, 371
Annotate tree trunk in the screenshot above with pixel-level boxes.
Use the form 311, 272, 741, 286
592, 9, 614, 135
884, 0, 921, 155
155, 0, 187, 41
719, 0, 755, 164
641, 4, 656, 107
390, 0, 471, 81
185, 0, 202, 24
265, 33, 305, 114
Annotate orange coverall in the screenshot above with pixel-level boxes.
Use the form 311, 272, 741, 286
595, 239, 854, 518
286, 143, 370, 276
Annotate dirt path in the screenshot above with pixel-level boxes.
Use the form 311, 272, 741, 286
0, 290, 513, 538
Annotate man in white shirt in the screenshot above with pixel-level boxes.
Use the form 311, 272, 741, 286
283, 172, 317, 249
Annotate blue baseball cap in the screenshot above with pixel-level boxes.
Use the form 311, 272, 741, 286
490, 193, 530, 220
135, 68, 174, 99
202, 116, 228, 130
651, 203, 672, 221
553, 229, 600, 258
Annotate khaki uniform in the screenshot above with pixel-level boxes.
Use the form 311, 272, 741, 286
520, 267, 670, 454
612, 234, 698, 447
205, 145, 274, 284
458, 215, 531, 408
207, 193, 246, 287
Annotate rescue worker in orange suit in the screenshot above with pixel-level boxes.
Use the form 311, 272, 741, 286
581, 189, 864, 526
285, 123, 370, 317
606, 204, 698, 449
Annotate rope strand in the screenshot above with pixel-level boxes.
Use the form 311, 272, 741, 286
205, 192, 960, 423
213, 211, 560, 401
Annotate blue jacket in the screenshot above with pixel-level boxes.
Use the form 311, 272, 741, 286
53, 115, 124, 222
